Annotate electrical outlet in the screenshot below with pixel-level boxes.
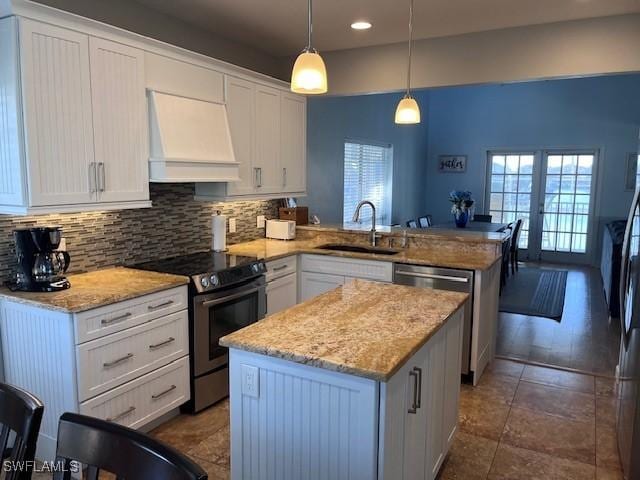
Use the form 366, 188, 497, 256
241, 364, 259, 398
257, 215, 266, 228
229, 218, 237, 233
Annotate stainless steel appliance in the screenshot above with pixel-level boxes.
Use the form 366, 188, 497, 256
134, 251, 266, 412
12, 227, 71, 292
394, 264, 474, 376
618, 158, 640, 479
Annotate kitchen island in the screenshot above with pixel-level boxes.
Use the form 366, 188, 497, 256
221, 280, 468, 480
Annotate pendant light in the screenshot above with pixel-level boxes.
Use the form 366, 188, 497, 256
395, 0, 421, 124
291, 0, 328, 94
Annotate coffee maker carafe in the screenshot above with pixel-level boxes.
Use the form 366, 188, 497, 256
13, 227, 71, 292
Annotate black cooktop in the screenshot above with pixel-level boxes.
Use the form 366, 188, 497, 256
132, 251, 258, 276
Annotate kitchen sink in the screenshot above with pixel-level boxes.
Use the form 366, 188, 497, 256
317, 243, 400, 256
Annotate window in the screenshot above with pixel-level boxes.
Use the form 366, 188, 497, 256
343, 140, 393, 225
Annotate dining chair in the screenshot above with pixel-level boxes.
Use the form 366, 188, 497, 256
510, 218, 523, 274
0, 382, 44, 480
406, 220, 418, 228
500, 224, 513, 293
473, 214, 493, 223
417, 215, 432, 228
52, 413, 207, 480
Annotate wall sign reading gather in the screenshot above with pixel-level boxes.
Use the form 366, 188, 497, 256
438, 155, 467, 173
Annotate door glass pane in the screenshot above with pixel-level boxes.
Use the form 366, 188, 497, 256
541, 153, 594, 254
488, 152, 535, 249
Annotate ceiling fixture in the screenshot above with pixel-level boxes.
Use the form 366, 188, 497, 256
291, 0, 327, 94
395, 0, 420, 124
351, 21, 372, 30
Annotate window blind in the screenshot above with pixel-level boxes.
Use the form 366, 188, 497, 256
343, 141, 393, 225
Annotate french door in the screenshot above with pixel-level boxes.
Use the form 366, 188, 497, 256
486, 150, 598, 263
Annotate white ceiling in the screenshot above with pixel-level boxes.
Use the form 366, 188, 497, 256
132, 0, 640, 57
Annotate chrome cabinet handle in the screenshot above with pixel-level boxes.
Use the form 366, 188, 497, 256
148, 300, 174, 311
414, 366, 422, 409
152, 384, 177, 400
98, 162, 105, 192
103, 353, 134, 368
106, 406, 136, 422
101, 312, 132, 326
408, 369, 419, 414
272, 265, 288, 272
258, 167, 263, 187
254, 167, 263, 187
149, 337, 175, 350
283, 167, 287, 187
88, 162, 96, 193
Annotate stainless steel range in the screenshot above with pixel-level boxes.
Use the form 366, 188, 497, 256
134, 251, 266, 412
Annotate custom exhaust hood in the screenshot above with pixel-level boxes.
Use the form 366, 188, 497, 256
148, 91, 240, 182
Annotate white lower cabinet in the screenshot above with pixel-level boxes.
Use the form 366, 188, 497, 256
228, 309, 464, 480
266, 273, 297, 316
299, 271, 345, 301
0, 285, 190, 462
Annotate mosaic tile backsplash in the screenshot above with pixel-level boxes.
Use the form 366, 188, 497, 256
0, 184, 279, 284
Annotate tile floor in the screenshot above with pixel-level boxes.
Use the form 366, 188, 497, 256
496, 263, 621, 376
29, 360, 622, 480
437, 359, 623, 480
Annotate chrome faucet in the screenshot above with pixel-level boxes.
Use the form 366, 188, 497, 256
352, 200, 381, 246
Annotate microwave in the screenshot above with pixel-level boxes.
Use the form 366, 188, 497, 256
266, 219, 296, 240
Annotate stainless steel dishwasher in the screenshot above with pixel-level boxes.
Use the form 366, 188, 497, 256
393, 264, 474, 376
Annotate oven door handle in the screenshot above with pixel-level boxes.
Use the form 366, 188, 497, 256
200, 286, 263, 307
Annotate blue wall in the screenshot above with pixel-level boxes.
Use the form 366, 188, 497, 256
306, 74, 640, 262
303, 91, 429, 224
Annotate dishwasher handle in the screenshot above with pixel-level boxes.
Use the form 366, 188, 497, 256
395, 270, 470, 283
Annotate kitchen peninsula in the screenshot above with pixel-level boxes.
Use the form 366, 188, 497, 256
221, 280, 468, 480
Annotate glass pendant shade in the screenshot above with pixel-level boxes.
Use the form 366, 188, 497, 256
395, 95, 421, 124
291, 50, 328, 94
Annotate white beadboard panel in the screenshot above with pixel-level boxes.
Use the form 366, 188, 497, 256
80, 356, 189, 430
301, 254, 393, 282
229, 349, 379, 480
19, 18, 95, 206
74, 285, 188, 344
0, 17, 26, 206
76, 310, 188, 402
89, 37, 149, 203
0, 300, 77, 462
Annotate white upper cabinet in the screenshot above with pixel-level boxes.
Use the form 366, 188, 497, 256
19, 19, 96, 207
280, 93, 306, 194
195, 76, 307, 201
89, 37, 149, 203
0, 18, 151, 214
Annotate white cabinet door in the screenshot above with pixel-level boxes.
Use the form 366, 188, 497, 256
299, 271, 344, 302
280, 93, 306, 194
266, 272, 297, 316
402, 345, 429, 480
225, 76, 256, 196
443, 311, 464, 451
89, 37, 148, 203
19, 19, 95, 206
254, 84, 281, 193
425, 327, 447, 479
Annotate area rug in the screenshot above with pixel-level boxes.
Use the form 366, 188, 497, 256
499, 267, 568, 320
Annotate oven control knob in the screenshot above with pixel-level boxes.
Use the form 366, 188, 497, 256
209, 274, 219, 286
200, 276, 210, 288
251, 263, 260, 274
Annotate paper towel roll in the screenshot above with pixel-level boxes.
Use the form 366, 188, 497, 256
212, 212, 227, 252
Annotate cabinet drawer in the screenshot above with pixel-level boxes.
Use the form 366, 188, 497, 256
301, 254, 392, 282
76, 310, 188, 402
79, 357, 189, 430
75, 286, 188, 344
265, 255, 297, 282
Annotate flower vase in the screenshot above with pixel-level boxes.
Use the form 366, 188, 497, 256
454, 210, 469, 228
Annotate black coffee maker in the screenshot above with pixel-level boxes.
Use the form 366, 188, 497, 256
13, 227, 71, 292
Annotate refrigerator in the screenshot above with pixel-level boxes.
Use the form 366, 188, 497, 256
619, 153, 640, 480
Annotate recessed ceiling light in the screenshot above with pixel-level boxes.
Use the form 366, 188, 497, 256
351, 21, 372, 30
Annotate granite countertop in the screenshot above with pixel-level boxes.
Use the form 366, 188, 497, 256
0, 267, 189, 313
228, 238, 501, 271
220, 280, 468, 381
297, 224, 507, 244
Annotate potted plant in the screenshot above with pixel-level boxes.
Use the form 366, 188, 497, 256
449, 190, 474, 228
